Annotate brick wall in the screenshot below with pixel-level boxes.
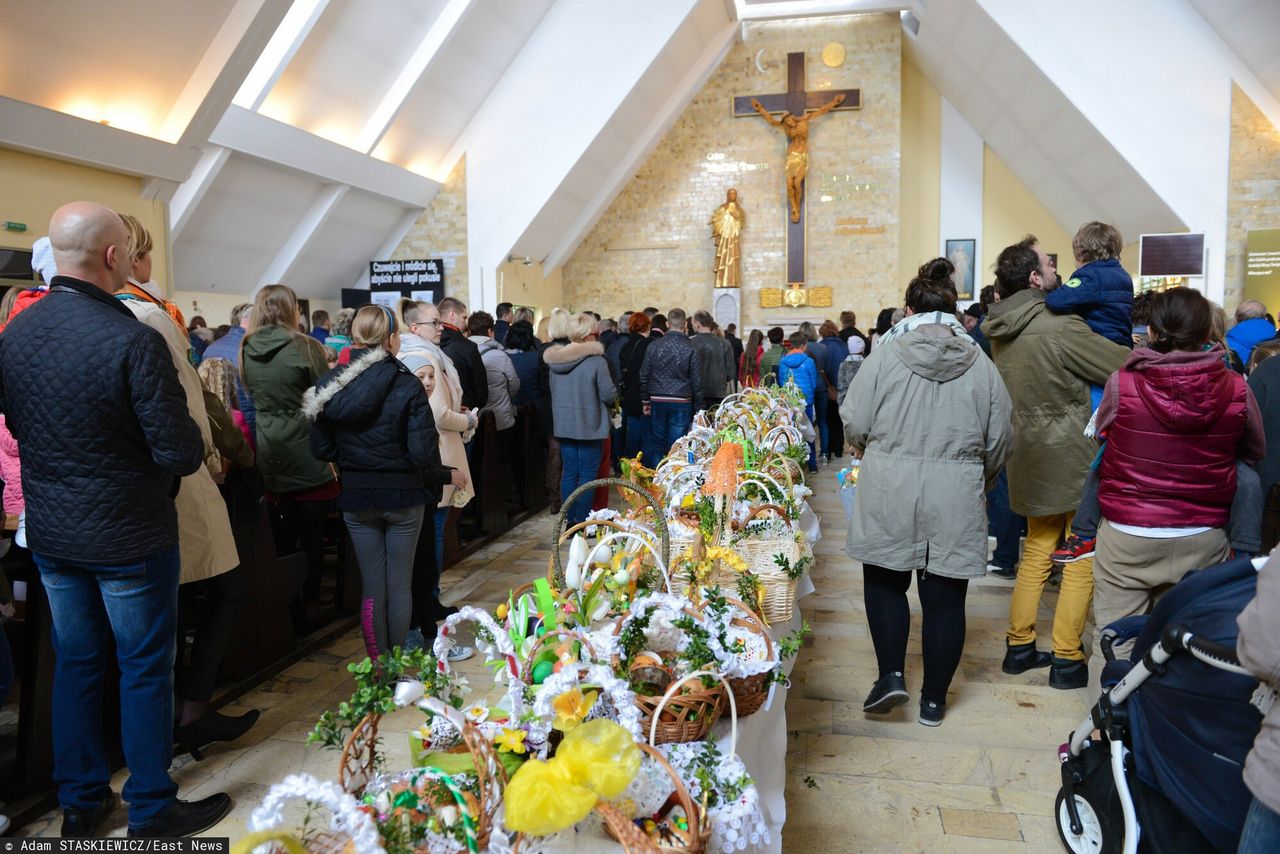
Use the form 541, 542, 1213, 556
394, 156, 467, 298
1226, 85, 1280, 310
562, 15, 901, 331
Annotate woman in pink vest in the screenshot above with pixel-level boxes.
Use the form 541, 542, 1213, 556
1093, 287, 1265, 646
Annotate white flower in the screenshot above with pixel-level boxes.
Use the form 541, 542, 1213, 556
565, 534, 587, 589
438, 805, 460, 827
589, 598, 611, 621
393, 680, 425, 707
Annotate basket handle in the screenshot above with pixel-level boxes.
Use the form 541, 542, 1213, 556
736, 503, 790, 529
722, 595, 775, 662
744, 466, 791, 495
649, 669, 736, 755
553, 478, 670, 581
518, 628, 599, 683
591, 530, 673, 594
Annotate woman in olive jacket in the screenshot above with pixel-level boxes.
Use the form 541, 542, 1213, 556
241, 284, 335, 626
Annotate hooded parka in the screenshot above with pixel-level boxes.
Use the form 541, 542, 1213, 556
842, 323, 1014, 578
981, 288, 1128, 517
242, 325, 334, 494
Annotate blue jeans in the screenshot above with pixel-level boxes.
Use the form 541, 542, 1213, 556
988, 468, 1026, 571
1240, 797, 1280, 853
560, 438, 604, 526
645, 401, 692, 465
813, 391, 830, 456
433, 506, 450, 595
623, 414, 649, 461
35, 545, 182, 826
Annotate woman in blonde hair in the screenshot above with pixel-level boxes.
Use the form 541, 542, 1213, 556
305, 305, 454, 657
544, 311, 616, 525
241, 284, 335, 630
118, 212, 187, 336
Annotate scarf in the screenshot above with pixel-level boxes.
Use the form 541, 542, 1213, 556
875, 310, 971, 348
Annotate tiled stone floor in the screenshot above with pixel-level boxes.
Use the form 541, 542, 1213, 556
20, 470, 1089, 851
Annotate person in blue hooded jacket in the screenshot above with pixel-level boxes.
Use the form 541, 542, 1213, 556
1044, 221, 1134, 349
1228, 300, 1275, 370
778, 330, 820, 471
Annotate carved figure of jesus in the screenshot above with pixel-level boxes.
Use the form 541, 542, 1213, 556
750, 93, 845, 223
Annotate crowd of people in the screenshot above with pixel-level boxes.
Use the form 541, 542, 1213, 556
3, 201, 1280, 845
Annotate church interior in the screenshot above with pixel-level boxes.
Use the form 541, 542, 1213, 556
2, 0, 1280, 851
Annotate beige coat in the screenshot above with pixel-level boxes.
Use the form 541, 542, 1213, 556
1239, 554, 1280, 813
120, 299, 238, 584
421, 348, 475, 508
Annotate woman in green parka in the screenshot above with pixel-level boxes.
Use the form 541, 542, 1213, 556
241, 284, 336, 629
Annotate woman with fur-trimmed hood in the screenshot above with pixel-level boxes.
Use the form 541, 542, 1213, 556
304, 305, 456, 658
544, 310, 617, 525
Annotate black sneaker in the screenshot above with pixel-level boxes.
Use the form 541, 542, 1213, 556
1002, 640, 1052, 674
919, 699, 945, 727
986, 563, 1017, 580
862, 672, 909, 713
62, 790, 116, 838
128, 794, 232, 838
1049, 656, 1088, 690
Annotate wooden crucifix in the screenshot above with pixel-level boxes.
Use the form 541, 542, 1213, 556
734, 52, 859, 285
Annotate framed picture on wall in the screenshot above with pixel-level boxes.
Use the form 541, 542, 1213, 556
945, 239, 976, 300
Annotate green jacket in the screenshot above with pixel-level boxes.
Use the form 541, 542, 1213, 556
982, 288, 1129, 517
759, 344, 786, 382
242, 325, 333, 494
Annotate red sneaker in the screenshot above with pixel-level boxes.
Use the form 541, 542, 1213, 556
1050, 534, 1095, 564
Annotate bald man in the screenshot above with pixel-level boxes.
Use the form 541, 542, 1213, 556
0, 202, 229, 838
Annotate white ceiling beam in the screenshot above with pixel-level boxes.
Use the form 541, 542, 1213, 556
733, 0, 915, 21
209, 106, 440, 207
541, 19, 737, 271
0, 96, 200, 183
350, 208, 425, 289
169, 146, 233, 240
356, 0, 476, 154
160, 0, 294, 145
233, 0, 331, 111
259, 183, 348, 287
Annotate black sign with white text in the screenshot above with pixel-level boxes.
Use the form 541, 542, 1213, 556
369, 259, 443, 288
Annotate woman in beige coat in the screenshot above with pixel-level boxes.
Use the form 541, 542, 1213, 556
399, 301, 474, 630
115, 217, 254, 757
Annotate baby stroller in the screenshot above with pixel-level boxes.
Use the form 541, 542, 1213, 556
1055, 555, 1265, 854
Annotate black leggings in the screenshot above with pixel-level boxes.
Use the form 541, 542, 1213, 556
277, 499, 329, 602
863, 564, 969, 705
179, 566, 248, 701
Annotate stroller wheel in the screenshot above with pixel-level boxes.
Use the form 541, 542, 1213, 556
1055, 788, 1116, 854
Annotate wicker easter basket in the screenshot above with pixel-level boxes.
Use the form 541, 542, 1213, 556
551, 478, 671, 589
325, 699, 506, 853
719, 596, 776, 718
610, 603, 727, 745
729, 504, 802, 625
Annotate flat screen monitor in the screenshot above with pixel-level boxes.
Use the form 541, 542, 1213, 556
1139, 233, 1205, 277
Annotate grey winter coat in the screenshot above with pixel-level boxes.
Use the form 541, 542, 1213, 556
470, 335, 521, 430
545, 341, 617, 440
690, 332, 736, 400
842, 324, 1014, 579
1240, 553, 1280, 813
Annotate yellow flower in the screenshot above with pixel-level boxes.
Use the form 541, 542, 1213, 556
706, 546, 747, 573
495, 727, 528, 755
552, 687, 599, 733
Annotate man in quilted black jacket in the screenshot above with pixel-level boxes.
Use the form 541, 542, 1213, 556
0, 203, 230, 839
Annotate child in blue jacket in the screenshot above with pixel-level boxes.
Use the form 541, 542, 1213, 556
778, 331, 820, 471
1044, 221, 1134, 349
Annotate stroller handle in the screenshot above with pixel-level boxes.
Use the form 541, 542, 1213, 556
1162, 623, 1252, 677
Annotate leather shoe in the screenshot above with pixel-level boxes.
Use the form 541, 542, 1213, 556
1002, 640, 1052, 674
62, 790, 116, 838
128, 793, 232, 838
1049, 656, 1088, 690
176, 709, 260, 761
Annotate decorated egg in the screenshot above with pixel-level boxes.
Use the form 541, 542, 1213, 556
531, 660, 554, 684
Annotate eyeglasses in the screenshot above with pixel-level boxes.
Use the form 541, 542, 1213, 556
413, 319, 442, 328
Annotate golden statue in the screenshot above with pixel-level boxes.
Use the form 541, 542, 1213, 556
710, 187, 744, 288
750, 93, 845, 223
